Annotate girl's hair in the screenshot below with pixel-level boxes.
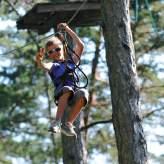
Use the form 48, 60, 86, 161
45, 36, 68, 59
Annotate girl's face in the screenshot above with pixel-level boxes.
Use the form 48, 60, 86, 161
47, 42, 64, 61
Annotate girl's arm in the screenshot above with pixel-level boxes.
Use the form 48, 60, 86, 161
57, 23, 84, 63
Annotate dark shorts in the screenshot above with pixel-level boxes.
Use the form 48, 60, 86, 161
54, 86, 89, 106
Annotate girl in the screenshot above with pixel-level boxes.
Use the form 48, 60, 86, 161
36, 23, 88, 137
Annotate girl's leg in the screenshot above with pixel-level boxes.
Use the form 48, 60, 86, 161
67, 89, 89, 124
49, 91, 72, 133
61, 89, 88, 136
55, 91, 72, 121
67, 97, 86, 124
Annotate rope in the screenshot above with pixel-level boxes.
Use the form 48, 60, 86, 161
1, 0, 88, 56
66, 0, 87, 25
61, 32, 89, 88
1, 33, 54, 56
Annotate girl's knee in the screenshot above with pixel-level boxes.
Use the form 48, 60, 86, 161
74, 89, 89, 106
78, 97, 87, 106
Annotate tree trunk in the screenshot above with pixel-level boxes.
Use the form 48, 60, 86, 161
101, 0, 148, 163
62, 114, 87, 164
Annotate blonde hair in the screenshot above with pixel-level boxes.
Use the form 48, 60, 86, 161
45, 36, 68, 59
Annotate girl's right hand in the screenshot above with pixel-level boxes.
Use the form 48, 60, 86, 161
36, 48, 45, 62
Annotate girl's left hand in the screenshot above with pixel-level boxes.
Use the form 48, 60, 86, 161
57, 23, 68, 31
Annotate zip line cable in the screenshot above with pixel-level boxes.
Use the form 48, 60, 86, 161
67, 0, 87, 25
1, 33, 55, 56
1, 0, 88, 56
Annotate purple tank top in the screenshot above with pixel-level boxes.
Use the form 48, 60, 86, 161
48, 60, 76, 94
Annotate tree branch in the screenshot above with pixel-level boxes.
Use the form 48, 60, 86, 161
80, 118, 112, 131
142, 106, 164, 119
80, 106, 164, 131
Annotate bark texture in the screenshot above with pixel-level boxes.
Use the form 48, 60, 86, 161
101, 0, 148, 163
